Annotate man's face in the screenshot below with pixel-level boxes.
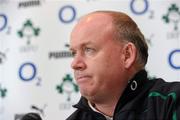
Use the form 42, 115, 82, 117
70, 14, 127, 102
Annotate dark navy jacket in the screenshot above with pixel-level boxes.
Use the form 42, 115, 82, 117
67, 70, 180, 120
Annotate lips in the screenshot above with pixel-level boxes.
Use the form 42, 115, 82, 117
75, 73, 92, 83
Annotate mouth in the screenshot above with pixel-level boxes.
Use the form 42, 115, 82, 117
76, 75, 92, 83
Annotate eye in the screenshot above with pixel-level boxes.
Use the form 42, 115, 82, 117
85, 47, 92, 52
84, 47, 96, 55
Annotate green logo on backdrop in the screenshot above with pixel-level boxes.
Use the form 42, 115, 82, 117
56, 74, 79, 101
162, 4, 180, 31
0, 84, 7, 98
17, 19, 40, 45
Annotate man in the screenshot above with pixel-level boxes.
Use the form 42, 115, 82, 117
67, 11, 180, 120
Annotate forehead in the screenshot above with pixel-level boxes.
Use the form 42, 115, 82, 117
70, 13, 114, 49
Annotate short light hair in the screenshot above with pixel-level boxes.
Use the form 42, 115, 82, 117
93, 11, 148, 69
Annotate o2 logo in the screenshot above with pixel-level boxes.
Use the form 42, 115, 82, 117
130, 0, 149, 15
168, 49, 180, 69
59, 5, 76, 24
19, 62, 37, 81
0, 13, 8, 32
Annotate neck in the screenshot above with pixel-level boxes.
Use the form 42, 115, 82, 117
87, 68, 140, 117
94, 102, 116, 117
91, 70, 139, 116
90, 89, 124, 117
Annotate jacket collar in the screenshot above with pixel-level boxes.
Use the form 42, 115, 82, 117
114, 69, 154, 113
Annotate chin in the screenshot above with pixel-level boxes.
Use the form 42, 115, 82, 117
81, 91, 98, 102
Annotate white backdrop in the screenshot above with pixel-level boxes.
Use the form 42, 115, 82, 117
0, 0, 180, 120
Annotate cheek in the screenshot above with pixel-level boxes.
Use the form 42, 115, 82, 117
88, 56, 110, 75
89, 51, 122, 74
99, 54, 124, 80
86, 50, 124, 79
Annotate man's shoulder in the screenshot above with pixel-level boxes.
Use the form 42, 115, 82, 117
150, 78, 180, 91
66, 97, 93, 120
66, 109, 100, 120
66, 110, 80, 120
148, 78, 180, 99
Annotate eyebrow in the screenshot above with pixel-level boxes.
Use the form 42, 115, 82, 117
69, 41, 94, 51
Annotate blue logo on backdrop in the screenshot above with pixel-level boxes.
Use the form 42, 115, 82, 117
19, 62, 37, 81
59, 5, 76, 24
168, 49, 180, 69
0, 14, 8, 32
130, 0, 149, 15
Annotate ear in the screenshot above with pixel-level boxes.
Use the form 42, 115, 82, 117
122, 42, 137, 69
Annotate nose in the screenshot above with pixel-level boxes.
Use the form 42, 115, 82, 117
71, 54, 86, 70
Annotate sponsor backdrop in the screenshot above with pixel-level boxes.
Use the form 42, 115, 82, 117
0, 0, 180, 120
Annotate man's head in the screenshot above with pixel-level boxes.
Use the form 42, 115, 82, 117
108, 11, 148, 69
70, 11, 148, 103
